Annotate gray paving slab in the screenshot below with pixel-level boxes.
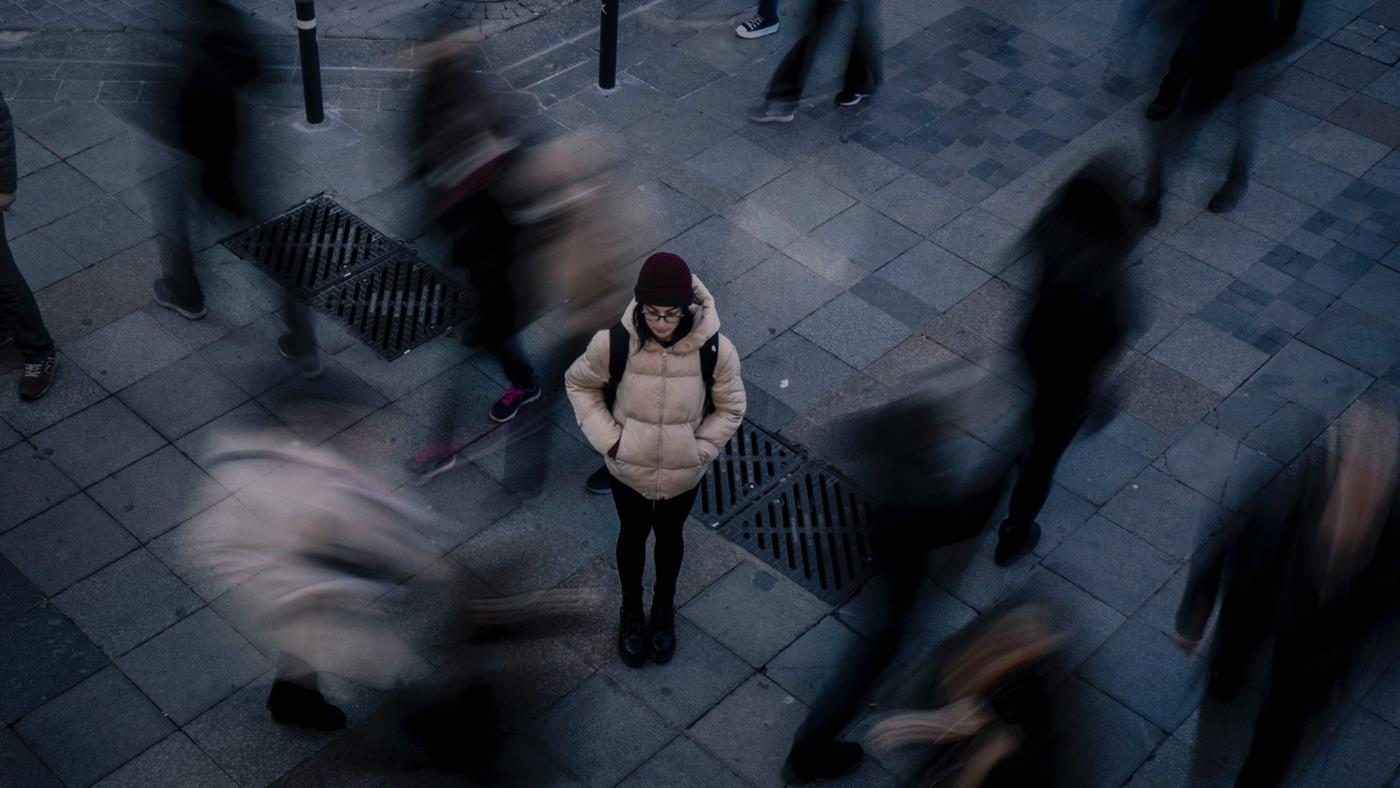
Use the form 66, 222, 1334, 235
0, 727, 63, 788
8, 230, 83, 291
36, 196, 155, 268
254, 358, 389, 444
528, 671, 676, 787
839, 575, 979, 667
0, 442, 79, 534
794, 291, 912, 370
764, 615, 865, 707
930, 207, 1022, 274
1100, 466, 1229, 561
867, 171, 972, 236
0, 552, 42, 624
0, 606, 108, 725
20, 101, 130, 158
64, 130, 180, 195
740, 330, 860, 413
53, 547, 199, 657
618, 734, 752, 788
15, 666, 174, 788
147, 495, 260, 602
801, 142, 908, 200
92, 732, 235, 788
0, 492, 135, 596
1248, 339, 1373, 418
0, 352, 108, 436
6, 161, 103, 235
1079, 619, 1201, 733
31, 396, 165, 488
601, 614, 752, 727
1045, 515, 1177, 615
688, 674, 806, 788
118, 354, 251, 441
1293, 707, 1400, 787
63, 309, 190, 394
1158, 422, 1284, 511
1128, 244, 1234, 312
1019, 567, 1126, 673
88, 444, 228, 543
116, 607, 268, 725
1242, 401, 1329, 464
810, 203, 922, 272
1149, 318, 1271, 397
1341, 263, 1400, 327
682, 562, 828, 668
1056, 676, 1167, 788
746, 168, 857, 232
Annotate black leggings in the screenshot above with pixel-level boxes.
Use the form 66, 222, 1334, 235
610, 475, 698, 611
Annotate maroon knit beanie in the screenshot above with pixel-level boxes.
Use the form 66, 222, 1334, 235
634, 252, 693, 307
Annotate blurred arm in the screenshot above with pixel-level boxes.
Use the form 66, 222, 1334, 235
0, 97, 16, 204
694, 336, 746, 463
1175, 522, 1235, 646
565, 329, 623, 456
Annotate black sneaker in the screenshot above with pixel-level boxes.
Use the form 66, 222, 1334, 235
735, 13, 779, 38
489, 380, 542, 423
0, 333, 13, 348
18, 351, 57, 401
585, 465, 612, 494
782, 742, 865, 784
267, 680, 347, 731
835, 89, 873, 107
1208, 175, 1248, 214
993, 520, 1041, 567
276, 334, 324, 380
619, 606, 648, 668
151, 278, 207, 320
750, 101, 796, 124
649, 605, 676, 664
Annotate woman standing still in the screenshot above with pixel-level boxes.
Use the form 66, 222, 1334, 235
565, 252, 745, 667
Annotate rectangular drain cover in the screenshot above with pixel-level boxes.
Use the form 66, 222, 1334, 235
715, 460, 877, 605
696, 421, 802, 525
222, 195, 474, 359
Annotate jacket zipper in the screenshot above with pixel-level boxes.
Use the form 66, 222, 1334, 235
655, 348, 667, 506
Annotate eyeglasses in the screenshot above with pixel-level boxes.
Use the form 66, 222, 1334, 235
641, 307, 684, 324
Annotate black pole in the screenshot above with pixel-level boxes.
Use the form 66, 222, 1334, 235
599, 0, 619, 89
295, 0, 325, 124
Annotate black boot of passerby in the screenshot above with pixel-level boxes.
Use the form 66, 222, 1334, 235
618, 602, 648, 668
1208, 170, 1249, 214
267, 679, 347, 731
649, 604, 676, 664
18, 351, 57, 401
993, 519, 1041, 567
585, 466, 612, 494
782, 742, 864, 783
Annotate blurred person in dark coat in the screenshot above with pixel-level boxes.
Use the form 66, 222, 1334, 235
1139, 0, 1304, 221
1175, 403, 1399, 787
750, 0, 882, 122
994, 159, 1143, 566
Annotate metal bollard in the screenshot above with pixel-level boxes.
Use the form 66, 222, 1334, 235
295, 0, 325, 124
598, 0, 619, 90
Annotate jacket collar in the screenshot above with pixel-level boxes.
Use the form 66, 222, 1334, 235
620, 275, 720, 353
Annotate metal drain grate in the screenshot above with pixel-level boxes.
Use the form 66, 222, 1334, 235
696, 421, 801, 525
313, 247, 476, 360
222, 195, 475, 359
224, 195, 399, 295
717, 463, 876, 605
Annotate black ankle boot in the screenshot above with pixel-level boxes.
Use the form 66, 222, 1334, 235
267, 679, 347, 731
649, 604, 676, 664
618, 604, 648, 668
993, 519, 1041, 567
782, 741, 864, 783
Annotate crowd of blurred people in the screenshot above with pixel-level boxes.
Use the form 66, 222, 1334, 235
2, 0, 1396, 786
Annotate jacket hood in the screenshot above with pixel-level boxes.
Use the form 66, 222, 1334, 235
620, 275, 720, 354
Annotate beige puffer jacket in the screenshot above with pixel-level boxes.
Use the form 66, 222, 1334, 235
565, 276, 746, 501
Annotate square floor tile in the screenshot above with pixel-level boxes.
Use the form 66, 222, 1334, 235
1052, 430, 1152, 505
148, 495, 260, 602
747, 169, 857, 232
1056, 676, 1166, 787
685, 133, 793, 197
931, 207, 1022, 274
0, 493, 135, 596
63, 310, 190, 394
53, 548, 200, 657
0, 442, 78, 534
801, 141, 907, 198
1079, 619, 1202, 732
119, 354, 250, 440
65, 130, 180, 195
21, 103, 131, 158
1341, 264, 1400, 328
683, 562, 829, 668
794, 291, 911, 370
31, 397, 165, 488
0, 353, 108, 436
876, 240, 990, 311
741, 331, 860, 414
15, 667, 173, 788
1100, 466, 1229, 560
36, 197, 155, 269
810, 204, 922, 272
529, 672, 676, 787
1020, 567, 1126, 672
689, 674, 807, 787
0, 607, 108, 724
618, 735, 749, 788
117, 607, 268, 725
1045, 516, 1177, 615
1150, 319, 1270, 396
1159, 423, 1283, 511
91, 732, 235, 788
838, 576, 979, 668
1248, 340, 1372, 418
0, 727, 64, 787
88, 445, 228, 543
868, 171, 973, 236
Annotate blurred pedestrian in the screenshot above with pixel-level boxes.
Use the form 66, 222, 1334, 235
996, 160, 1143, 566
0, 95, 59, 401
1175, 408, 1399, 787
1138, 0, 1303, 221
151, 0, 321, 377
735, 0, 780, 38
565, 252, 745, 667
751, 0, 881, 122
782, 391, 1012, 782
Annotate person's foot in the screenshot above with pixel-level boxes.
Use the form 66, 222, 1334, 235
151, 278, 207, 321
585, 465, 612, 494
649, 605, 676, 664
782, 742, 865, 784
735, 13, 779, 38
276, 334, 324, 380
618, 605, 648, 668
750, 101, 796, 124
993, 520, 1041, 567
834, 89, 873, 108
1133, 196, 1161, 228
19, 351, 58, 402
266, 680, 347, 731
489, 380, 542, 422
1208, 175, 1248, 214
1144, 91, 1178, 121
408, 441, 459, 484
459, 323, 485, 347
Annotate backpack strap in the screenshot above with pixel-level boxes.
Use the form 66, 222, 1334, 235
700, 332, 720, 414
603, 322, 629, 409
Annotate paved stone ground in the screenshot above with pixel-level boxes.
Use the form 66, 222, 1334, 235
3, 0, 1400, 785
